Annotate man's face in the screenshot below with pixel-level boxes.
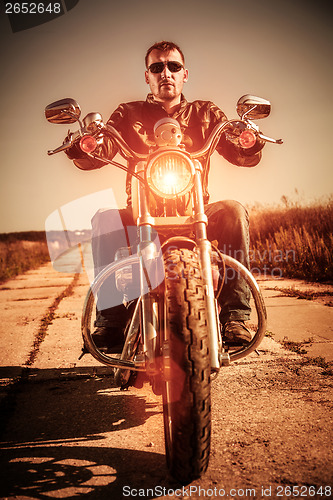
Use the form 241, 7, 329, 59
145, 49, 189, 103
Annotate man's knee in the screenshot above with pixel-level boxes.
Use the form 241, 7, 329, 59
91, 207, 133, 237
206, 200, 248, 225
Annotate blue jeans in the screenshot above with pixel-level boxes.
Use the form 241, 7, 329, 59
205, 200, 251, 324
91, 200, 251, 328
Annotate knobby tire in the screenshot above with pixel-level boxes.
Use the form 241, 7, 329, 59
162, 247, 211, 484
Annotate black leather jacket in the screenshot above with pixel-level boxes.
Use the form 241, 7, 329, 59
68, 94, 263, 205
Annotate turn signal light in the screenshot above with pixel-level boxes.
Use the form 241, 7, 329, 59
80, 135, 97, 153
239, 130, 257, 149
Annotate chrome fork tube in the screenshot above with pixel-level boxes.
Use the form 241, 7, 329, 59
193, 162, 221, 371
137, 165, 159, 375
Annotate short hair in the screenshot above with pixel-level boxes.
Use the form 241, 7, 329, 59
145, 41, 185, 68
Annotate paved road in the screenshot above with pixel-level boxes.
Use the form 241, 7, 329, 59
0, 264, 332, 499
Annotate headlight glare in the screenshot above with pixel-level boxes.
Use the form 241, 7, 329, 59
147, 152, 194, 199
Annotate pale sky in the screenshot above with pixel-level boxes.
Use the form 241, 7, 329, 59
0, 0, 332, 233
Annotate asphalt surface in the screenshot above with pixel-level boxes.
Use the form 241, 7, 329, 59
0, 263, 332, 499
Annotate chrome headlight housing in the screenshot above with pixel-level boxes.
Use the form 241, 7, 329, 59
146, 151, 195, 199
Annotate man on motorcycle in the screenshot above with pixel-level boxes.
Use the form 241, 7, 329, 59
66, 41, 265, 351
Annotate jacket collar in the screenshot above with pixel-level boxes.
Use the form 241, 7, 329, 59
146, 93, 188, 116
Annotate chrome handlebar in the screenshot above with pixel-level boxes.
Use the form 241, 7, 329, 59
47, 118, 282, 158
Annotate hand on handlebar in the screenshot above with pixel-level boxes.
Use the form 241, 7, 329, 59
223, 120, 264, 154
62, 130, 86, 159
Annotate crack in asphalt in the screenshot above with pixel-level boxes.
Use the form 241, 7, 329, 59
24, 274, 80, 367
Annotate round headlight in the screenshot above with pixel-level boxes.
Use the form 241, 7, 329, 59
146, 151, 194, 199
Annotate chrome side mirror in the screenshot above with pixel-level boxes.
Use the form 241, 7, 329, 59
237, 95, 271, 120
45, 98, 81, 124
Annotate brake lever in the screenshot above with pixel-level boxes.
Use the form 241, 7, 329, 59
47, 141, 73, 155
257, 132, 283, 144
47, 129, 83, 155
243, 118, 283, 145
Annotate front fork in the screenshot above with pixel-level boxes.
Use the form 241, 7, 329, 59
136, 161, 221, 374
136, 166, 162, 377
137, 224, 160, 376
196, 238, 221, 372
193, 162, 221, 372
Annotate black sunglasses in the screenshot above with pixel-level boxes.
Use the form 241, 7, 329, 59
148, 61, 184, 74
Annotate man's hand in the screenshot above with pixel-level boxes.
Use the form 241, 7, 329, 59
224, 121, 265, 156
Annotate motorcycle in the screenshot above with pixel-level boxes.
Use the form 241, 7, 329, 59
45, 95, 282, 483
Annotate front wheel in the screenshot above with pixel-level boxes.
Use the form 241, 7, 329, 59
162, 248, 211, 484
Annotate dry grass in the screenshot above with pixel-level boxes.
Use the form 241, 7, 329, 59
248, 197, 333, 282
0, 232, 50, 284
